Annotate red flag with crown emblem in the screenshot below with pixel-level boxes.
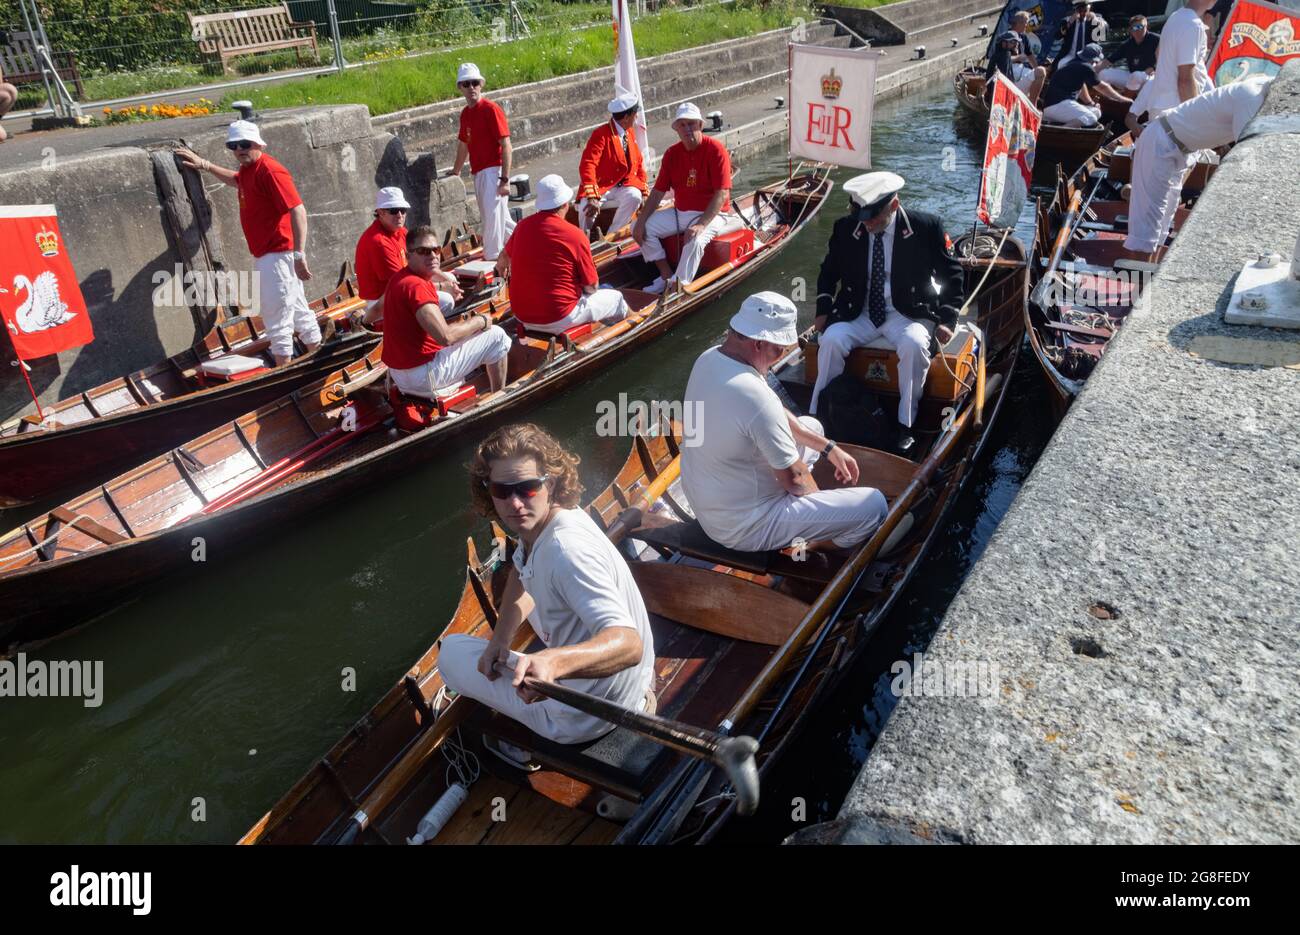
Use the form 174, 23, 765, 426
0, 205, 93, 361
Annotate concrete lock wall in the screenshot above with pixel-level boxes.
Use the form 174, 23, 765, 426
0, 106, 467, 420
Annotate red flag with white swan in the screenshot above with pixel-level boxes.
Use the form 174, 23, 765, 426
0, 205, 93, 361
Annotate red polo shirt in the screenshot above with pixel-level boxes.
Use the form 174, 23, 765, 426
380, 269, 445, 370
236, 153, 302, 257
653, 136, 731, 213
503, 212, 597, 326
458, 98, 510, 174
355, 220, 407, 300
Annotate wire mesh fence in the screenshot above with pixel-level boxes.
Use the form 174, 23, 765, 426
1, 0, 736, 113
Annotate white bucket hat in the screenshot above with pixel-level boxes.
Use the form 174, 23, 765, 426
534, 174, 575, 211
672, 102, 704, 126
609, 92, 639, 114
457, 62, 484, 84
226, 120, 266, 147
730, 292, 799, 346
375, 186, 411, 211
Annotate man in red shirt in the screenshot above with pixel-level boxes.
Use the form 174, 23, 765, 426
450, 62, 515, 261
176, 121, 320, 365
498, 175, 629, 335
381, 225, 511, 399
577, 92, 648, 236
632, 102, 743, 294
354, 186, 461, 327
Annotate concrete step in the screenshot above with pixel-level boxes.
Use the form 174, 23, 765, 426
382, 24, 846, 167
878, 0, 1002, 33
906, 10, 1001, 53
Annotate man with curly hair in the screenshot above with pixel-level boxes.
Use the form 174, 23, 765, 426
439, 424, 656, 762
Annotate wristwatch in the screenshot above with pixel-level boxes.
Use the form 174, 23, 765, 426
822, 440, 837, 457
292, 250, 306, 261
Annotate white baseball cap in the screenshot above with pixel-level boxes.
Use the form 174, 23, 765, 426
534, 174, 574, 212
730, 292, 799, 346
672, 102, 704, 126
457, 62, 484, 84
226, 120, 266, 147
609, 92, 639, 114
375, 186, 411, 211
843, 171, 905, 208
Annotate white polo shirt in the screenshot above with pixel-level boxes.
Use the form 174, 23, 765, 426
511, 508, 655, 708
1164, 76, 1271, 151
1147, 7, 1211, 116
682, 346, 801, 547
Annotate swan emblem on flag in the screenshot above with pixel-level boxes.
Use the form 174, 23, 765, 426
9, 271, 76, 334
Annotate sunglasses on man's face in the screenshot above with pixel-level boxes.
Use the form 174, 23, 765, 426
1131, 24, 1146, 30
410, 245, 438, 256
226, 140, 254, 151
382, 208, 408, 216
459, 80, 483, 89
485, 475, 550, 501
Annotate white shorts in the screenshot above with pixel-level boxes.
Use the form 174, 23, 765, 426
255, 251, 321, 358
389, 325, 512, 397
522, 289, 629, 334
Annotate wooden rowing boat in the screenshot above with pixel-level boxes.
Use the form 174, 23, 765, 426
0, 229, 489, 509
1025, 132, 1217, 417
953, 67, 1110, 171
0, 175, 831, 654
239, 228, 1029, 846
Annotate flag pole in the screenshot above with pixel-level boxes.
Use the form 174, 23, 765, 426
3, 329, 45, 421
787, 40, 793, 182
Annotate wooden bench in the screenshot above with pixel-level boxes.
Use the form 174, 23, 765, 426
187, 4, 319, 75
0, 30, 85, 99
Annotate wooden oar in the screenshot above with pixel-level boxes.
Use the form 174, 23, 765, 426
504, 668, 760, 816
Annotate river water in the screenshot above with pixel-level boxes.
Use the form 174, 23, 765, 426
0, 80, 1054, 844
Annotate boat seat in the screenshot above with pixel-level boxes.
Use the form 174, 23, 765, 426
661, 228, 755, 275
197, 353, 270, 385
453, 259, 496, 285
515, 320, 599, 343
627, 511, 841, 584
387, 382, 475, 431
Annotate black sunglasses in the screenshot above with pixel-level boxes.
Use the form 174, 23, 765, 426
459, 80, 483, 88
225, 140, 254, 151
382, 208, 408, 215
484, 475, 551, 500
410, 245, 438, 256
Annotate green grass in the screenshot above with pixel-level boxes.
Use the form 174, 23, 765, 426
225, 1, 816, 117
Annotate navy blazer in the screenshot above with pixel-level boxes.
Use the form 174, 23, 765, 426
815, 206, 965, 328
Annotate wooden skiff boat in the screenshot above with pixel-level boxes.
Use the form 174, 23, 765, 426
954, 67, 1110, 170
1026, 132, 1217, 416
238, 229, 1030, 846
0, 230, 490, 509
0, 175, 831, 653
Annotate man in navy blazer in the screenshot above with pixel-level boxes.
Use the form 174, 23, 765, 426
809, 171, 964, 453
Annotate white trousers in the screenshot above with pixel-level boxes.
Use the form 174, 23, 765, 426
639, 207, 744, 283
474, 166, 516, 260
1042, 98, 1102, 127
255, 251, 321, 358
524, 289, 630, 334
809, 309, 933, 427
1099, 67, 1150, 92
389, 325, 512, 397
1123, 122, 1195, 254
438, 635, 619, 744
579, 186, 643, 235
718, 416, 888, 552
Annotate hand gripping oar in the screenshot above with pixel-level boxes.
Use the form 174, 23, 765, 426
498, 665, 762, 817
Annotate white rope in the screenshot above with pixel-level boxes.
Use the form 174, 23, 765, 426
0, 513, 100, 568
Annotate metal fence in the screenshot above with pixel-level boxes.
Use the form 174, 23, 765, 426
1, 0, 700, 120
